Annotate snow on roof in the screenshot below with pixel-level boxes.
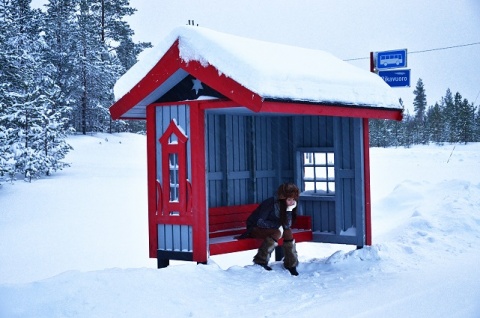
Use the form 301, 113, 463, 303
114, 26, 402, 109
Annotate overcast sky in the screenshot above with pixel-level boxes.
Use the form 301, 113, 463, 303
32, 0, 480, 112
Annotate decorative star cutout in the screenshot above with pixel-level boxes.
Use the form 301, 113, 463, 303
191, 78, 203, 95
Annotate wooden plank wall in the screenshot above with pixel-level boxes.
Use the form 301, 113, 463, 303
155, 104, 193, 252
206, 114, 294, 207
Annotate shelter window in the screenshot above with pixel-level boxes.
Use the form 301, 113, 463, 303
169, 153, 179, 202
300, 150, 335, 195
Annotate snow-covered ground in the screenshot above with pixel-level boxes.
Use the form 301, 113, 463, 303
1, 133, 479, 317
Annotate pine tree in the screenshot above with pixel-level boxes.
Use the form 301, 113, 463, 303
402, 111, 415, 148
451, 92, 464, 143
426, 102, 444, 145
96, 0, 150, 133
443, 89, 456, 143
0, 3, 15, 181
413, 78, 428, 144
389, 119, 403, 147
456, 96, 475, 144
96, 0, 151, 71
43, 0, 81, 126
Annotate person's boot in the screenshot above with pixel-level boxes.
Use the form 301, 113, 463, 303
283, 239, 299, 276
253, 237, 277, 270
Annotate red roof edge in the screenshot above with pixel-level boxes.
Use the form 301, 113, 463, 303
110, 40, 264, 120
260, 100, 403, 121
109, 40, 182, 120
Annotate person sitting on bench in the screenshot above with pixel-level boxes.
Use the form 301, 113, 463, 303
238, 182, 300, 276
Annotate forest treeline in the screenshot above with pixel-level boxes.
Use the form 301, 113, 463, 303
370, 79, 480, 147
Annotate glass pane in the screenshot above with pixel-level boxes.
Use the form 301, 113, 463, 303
169, 185, 178, 202
304, 181, 315, 192
170, 170, 179, 187
315, 182, 327, 192
327, 153, 335, 165
304, 152, 314, 164
169, 153, 178, 169
315, 167, 327, 179
328, 182, 335, 193
328, 167, 335, 179
304, 166, 314, 179
315, 152, 326, 165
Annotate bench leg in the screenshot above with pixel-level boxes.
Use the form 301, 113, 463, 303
275, 245, 284, 262
157, 258, 170, 269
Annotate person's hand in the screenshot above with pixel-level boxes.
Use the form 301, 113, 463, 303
286, 200, 297, 211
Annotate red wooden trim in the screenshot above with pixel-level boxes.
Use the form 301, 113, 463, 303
153, 216, 194, 225
260, 101, 403, 120
294, 215, 312, 230
146, 105, 158, 258
363, 118, 372, 246
189, 103, 208, 262
179, 58, 264, 112
110, 41, 182, 120
156, 180, 163, 216
186, 179, 192, 214
160, 120, 189, 218
209, 213, 250, 225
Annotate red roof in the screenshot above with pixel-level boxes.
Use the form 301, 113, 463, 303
110, 28, 403, 121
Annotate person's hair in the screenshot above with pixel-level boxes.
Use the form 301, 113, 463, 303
276, 183, 299, 200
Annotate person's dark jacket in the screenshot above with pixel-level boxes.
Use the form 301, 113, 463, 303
246, 197, 297, 230
246, 197, 280, 229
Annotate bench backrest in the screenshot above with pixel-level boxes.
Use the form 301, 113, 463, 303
208, 203, 312, 233
209, 204, 258, 233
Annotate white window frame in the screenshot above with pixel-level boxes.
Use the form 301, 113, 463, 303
298, 148, 335, 196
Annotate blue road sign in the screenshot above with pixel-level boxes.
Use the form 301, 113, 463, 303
378, 69, 411, 87
376, 49, 407, 69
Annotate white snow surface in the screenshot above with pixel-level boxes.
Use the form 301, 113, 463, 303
113, 26, 401, 110
1, 133, 480, 317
